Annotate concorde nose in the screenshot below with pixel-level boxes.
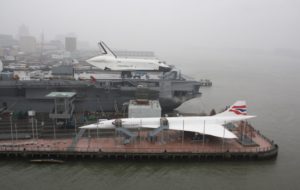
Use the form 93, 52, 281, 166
80, 123, 97, 129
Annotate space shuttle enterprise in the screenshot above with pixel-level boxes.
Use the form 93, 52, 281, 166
81, 101, 255, 139
86, 41, 171, 72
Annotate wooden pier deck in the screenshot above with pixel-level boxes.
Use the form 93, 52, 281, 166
0, 126, 278, 161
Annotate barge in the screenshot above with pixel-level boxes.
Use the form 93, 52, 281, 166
0, 122, 278, 161
0, 100, 278, 161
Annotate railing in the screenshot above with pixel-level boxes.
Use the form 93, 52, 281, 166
239, 123, 275, 145
257, 130, 274, 145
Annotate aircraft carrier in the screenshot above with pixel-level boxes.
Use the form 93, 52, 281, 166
0, 75, 201, 113
0, 42, 205, 114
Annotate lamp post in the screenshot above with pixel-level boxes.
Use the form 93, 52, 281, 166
10, 112, 13, 145
182, 119, 184, 145
35, 119, 38, 141
139, 119, 142, 144
32, 117, 34, 140
243, 121, 246, 143
15, 123, 18, 142
202, 120, 205, 147
96, 119, 99, 139
28, 110, 35, 141
53, 119, 56, 140
222, 121, 226, 151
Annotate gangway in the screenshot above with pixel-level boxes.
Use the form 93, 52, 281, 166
115, 127, 136, 144
148, 117, 169, 142
68, 128, 86, 150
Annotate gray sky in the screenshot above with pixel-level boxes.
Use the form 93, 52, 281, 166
0, 0, 299, 51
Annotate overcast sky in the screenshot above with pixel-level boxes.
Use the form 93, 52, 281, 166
0, 0, 299, 52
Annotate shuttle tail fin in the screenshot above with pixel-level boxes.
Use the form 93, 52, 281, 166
98, 41, 117, 58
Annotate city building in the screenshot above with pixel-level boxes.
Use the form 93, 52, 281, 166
18, 25, 30, 39
20, 36, 37, 53
65, 37, 77, 52
0, 34, 15, 47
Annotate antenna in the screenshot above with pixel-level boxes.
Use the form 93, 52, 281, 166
40, 30, 44, 64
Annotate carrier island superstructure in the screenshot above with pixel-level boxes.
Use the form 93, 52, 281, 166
0, 42, 204, 113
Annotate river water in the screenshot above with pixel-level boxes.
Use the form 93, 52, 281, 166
0, 50, 299, 190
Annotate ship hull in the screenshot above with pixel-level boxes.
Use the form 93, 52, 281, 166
0, 79, 201, 113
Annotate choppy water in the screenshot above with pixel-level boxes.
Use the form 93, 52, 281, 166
0, 51, 299, 190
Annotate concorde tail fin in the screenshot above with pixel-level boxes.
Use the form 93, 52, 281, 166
216, 101, 247, 117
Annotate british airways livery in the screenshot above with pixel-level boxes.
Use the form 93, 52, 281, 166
80, 101, 255, 139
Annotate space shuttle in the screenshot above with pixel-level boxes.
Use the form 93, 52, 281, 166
86, 41, 171, 72
80, 101, 255, 139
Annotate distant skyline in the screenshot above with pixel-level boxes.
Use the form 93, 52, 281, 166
0, 0, 299, 52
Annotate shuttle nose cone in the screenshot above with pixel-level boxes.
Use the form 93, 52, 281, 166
86, 57, 94, 64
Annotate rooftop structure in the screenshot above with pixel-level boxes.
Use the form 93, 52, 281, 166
46, 92, 76, 120
128, 99, 161, 118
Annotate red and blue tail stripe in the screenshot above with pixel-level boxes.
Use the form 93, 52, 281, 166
229, 105, 247, 115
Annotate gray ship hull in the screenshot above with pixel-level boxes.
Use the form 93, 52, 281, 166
0, 79, 201, 113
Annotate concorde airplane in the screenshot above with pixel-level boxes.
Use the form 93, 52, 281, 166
86, 41, 171, 72
80, 101, 255, 139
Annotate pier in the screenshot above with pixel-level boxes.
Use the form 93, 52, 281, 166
0, 120, 278, 161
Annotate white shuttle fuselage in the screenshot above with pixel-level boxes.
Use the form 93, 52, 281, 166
86, 41, 171, 72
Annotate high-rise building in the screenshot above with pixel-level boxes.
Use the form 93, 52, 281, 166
18, 25, 30, 39
20, 36, 36, 53
65, 37, 77, 52
0, 34, 15, 47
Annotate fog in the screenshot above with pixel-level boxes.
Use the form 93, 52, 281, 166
0, 0, 299, 56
